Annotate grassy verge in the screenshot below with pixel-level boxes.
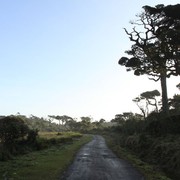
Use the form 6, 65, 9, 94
0, 134, 92, 180
38, 131, 83, 139
104, 135, 171, 180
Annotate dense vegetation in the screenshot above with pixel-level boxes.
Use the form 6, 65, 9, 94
105, 112, 180, 179
113, 3, 180, 179
1, 112, 179, 179
0, 115, 92, 179
0, 114, 105, 161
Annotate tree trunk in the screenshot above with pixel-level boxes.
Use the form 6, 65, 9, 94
160, 73, 169, 116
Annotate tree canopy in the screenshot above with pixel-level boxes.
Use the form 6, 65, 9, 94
119, 4, 180, 115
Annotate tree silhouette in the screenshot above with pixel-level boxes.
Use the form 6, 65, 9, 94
133, 90, 160, 118
119, 4, 180, 116
48, 115, 73, 132
140, 90, 160, 112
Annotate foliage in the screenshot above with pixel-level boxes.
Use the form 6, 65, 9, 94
140, 90, 160, 112
119, 4, 180, 78
13, 113, 110, 133
133, 90, 160, 118
133, 90, 160, 120
145, 113, 180, 136
118, 4, 180, 115
78, 116, 92, 132
65, 119, 80, 131
104, 134, 171, 180
0, 135, 92, 180
24, 115, 60, 132
0, 116, 40, 161
169, 94, 180, 113
0, 116, 29, 145
27, 129, 39, 144
111, 112, 144, 134
106, 109, 180, 179
48, 115, 73, 131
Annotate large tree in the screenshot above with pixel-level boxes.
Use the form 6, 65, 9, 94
118, 4, 180, 115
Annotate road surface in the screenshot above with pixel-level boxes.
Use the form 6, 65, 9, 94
60, 135, 144, 180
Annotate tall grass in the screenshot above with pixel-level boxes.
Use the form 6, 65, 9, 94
104, 133, 172, 180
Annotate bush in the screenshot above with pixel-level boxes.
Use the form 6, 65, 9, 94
0, 116, 29, 145
145, 114, 180, 136
148, 136, 180, 179
0, 116, 39, 160
0, 144, 12, 161
27, 129, 38, 144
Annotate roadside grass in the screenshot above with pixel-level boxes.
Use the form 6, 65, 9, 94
38, 131, 82, 139
104, 135, 171, 180
0, 133, 92, 180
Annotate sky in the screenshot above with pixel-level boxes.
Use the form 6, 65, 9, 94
0, 0, 179, 121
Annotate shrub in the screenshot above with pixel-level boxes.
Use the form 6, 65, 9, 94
27, 129, 38, 144
0, 147, 12, 161
145, 114, 180, 136
0, 116, 29, 145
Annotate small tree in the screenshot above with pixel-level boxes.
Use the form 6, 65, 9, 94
94, 119, 106, 129
79, 116, 92, 132
48, 115, 73, 132
141, 90, 160, 112
111, 114, 125, 125
133, 90, 160, 118
65, 119, 79, 131
133, 97, 147, 119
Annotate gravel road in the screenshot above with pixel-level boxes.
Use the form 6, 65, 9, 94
61, 135, 144, 180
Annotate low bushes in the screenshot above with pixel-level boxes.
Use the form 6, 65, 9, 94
148, 136, 180, 179
0, 116, 38, 161
34, 136, 74, 150
112, 133, 180, 179
145, 114, 180, 136
0, 116, 83, 161
104, 133, 171, 180
105, 113, 180, 179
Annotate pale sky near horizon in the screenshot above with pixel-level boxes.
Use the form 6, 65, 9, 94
0, 0, 179, 121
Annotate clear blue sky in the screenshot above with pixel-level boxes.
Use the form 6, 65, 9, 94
0, 0, 179, 121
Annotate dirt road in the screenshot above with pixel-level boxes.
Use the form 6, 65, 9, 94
61, 135, 144, 180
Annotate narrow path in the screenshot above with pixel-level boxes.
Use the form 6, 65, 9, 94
61, 135, 144, 180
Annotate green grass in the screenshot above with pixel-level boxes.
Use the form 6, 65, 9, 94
104, 135, 171, 180
38, 131, 82, 139
0, 134, 92, 180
